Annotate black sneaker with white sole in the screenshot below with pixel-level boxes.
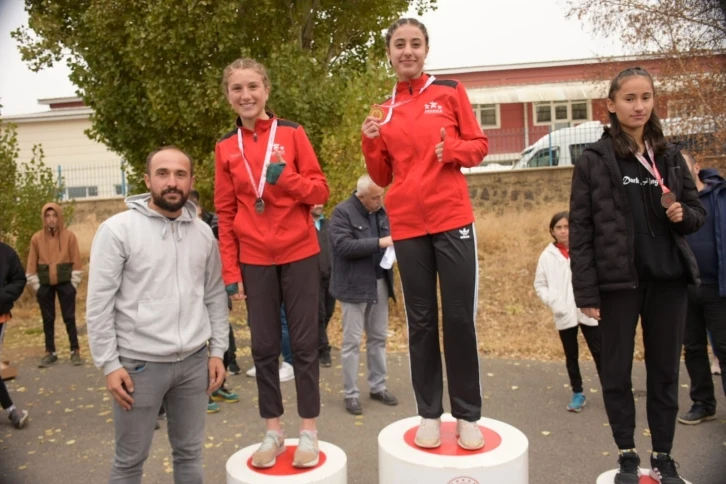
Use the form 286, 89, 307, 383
677, 402, 716, 425
614, 450, 640, 484
650, 453, 686, 484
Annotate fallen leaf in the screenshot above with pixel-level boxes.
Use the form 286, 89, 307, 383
354, 422, 363, 426
204, 443, 213, 449
511, 386, 519, 390
487, 373, 494, 377
66, 440, 76, 445
602, 452, 610, 456
589, 388, 598, 393
541, 431, 551, 436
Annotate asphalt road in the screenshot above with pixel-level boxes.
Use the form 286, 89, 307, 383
0, 352, 724, 483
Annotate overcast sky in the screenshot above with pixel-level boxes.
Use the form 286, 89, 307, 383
0, 0, 622, 116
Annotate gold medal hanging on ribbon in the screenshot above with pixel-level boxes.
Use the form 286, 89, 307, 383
369, 105, 385, 122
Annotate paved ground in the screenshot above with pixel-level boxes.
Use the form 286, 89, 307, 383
0, 351, 724, 484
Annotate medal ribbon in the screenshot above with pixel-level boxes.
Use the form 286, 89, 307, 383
379, 75, 437, 125
634, 142, 671, 195
237, 119, 278, 202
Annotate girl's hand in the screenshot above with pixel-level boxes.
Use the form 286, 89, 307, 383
362, 116, 381, 139
581, 307, 601, 320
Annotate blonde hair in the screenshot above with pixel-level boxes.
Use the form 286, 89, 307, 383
221, 58, 271, 95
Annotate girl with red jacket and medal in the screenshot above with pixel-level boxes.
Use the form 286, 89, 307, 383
361, 18, 489, 450
215, 58, 329, 469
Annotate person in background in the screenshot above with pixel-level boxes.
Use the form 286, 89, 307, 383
329, 175, 398, 416
678, 151, 726, 425
0, 241, 29, 429
26, 203, 84, 368
534, 211, 601, 413
312, 204, 336, 368
188, 190, 240, 413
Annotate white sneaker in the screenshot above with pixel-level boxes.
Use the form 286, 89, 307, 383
246, 365, 256, 378
712, 358, 721, 375
456, 419, 485, 450
279, 362, 294, 382
414, 418, 441, 448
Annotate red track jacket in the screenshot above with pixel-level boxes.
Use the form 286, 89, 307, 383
362, 74, 489, 240
215, 115, 329, 285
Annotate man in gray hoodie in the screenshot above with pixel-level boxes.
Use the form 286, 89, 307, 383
86, 146, 228, 484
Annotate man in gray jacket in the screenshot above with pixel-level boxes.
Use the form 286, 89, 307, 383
329, 175, 397, 415
86, 146, 228, 484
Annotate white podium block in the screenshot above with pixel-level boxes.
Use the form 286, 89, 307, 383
226, 439, 347, 484
596, 468, 692, 484
378, 413, 528, 484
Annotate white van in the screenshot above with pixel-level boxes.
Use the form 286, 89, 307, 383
513, 121, 604, 169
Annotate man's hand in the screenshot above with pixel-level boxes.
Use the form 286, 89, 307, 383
581, 307, 601, 321
207, 357, 225, 395
379, 236, 393, 248
666, 201, 684, 223
106, 367, 135, 410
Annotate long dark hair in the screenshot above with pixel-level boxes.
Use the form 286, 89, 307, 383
549, 211, 569, 243
604, 67, 667, 158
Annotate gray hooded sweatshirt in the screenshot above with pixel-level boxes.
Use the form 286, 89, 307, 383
86, 194, 229, 375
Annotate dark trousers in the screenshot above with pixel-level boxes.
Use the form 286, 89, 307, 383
37, 282, 79, 353
599, 280, 687, 453
558, 323, 602, 393
318, 277, 336, 355
684, 284, 726, 410
242, 256, 320, 419
0, 324, 13, 409
395, 223, 482, 421
223, 324, 237, 369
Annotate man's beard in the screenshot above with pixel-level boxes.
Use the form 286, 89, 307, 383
152, 188, 188, 212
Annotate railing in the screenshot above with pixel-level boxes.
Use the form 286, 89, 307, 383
56, 160, 131, 200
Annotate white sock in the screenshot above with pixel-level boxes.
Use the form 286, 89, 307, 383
5, 404, 16, 415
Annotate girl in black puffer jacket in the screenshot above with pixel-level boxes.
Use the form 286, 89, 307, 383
569, 67, 704, 484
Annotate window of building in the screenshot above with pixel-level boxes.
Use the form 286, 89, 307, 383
472, 104, 500, 129
65, 186, 98, 199
533, 100, 590, 129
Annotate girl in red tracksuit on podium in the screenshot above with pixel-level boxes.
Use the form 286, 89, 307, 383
361, 18, 489, 451
215, 58, 329, 470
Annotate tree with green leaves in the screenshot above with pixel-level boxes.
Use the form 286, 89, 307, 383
13, 0, 437, 208
0, 120, 71, 264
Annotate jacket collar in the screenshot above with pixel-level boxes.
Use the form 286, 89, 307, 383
235, 111, 276, 134
349, 192, 387, 218
395, 73, 431, 94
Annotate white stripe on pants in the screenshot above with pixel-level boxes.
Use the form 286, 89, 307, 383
341, 279, 389, 399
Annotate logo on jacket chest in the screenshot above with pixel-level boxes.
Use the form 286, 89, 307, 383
424, 101, 444, 115
272, 143, 286, 156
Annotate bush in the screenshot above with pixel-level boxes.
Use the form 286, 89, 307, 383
0, 121, 72, 264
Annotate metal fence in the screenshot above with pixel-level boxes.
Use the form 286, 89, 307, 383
56, 160, 131, 200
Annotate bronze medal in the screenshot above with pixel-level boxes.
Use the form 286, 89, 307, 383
661, 191, 676, 208
369, 105, 384, 121
254, 198, 265, 214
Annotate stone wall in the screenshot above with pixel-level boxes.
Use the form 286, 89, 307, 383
466, 166, 573, 217
67, 198, 127, 255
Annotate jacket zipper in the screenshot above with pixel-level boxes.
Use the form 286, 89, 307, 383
171, 222, 183, 360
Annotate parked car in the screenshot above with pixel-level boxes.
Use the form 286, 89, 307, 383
512, 121, 604, 169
